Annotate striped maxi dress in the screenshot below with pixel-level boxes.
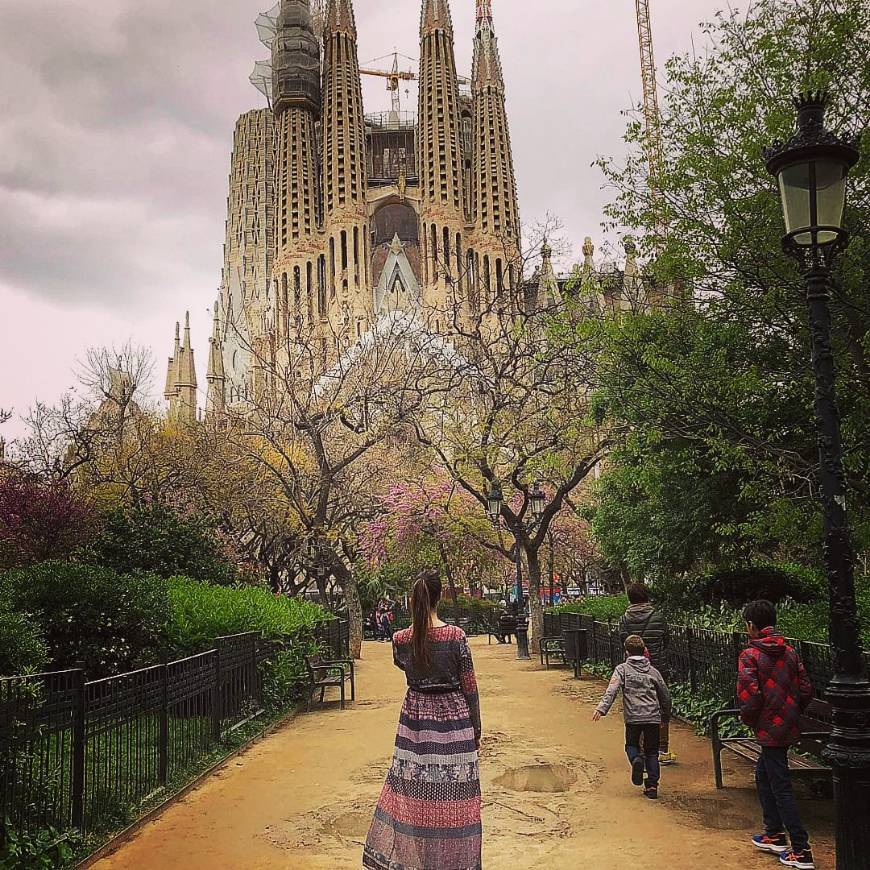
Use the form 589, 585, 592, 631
363, 624, 482, 870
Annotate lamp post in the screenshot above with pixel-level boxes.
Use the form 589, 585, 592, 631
486, 481, 547, 661
764, 92, 869, 869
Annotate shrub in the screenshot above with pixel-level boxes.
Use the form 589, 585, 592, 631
550, 594, 629, 622
166, 577, 329, 654
80, 504, 238, 585
0, 823, 76, 870
700, 563, 825, 608
1, 562, 170, 678
0, 472, 95, 569
0, 604, 48, 676
261, 641, 324, 710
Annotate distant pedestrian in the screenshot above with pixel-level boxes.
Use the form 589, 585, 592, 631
618, 583, 675, 765
380, 608, 394, 642
739, 600, 815, 870
363, 569, 482, 869
592, 634, 671, 800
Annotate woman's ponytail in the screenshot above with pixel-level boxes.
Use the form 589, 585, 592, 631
411, 568, 442, 669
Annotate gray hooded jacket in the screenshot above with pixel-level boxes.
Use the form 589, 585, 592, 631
596, 656, 672, 725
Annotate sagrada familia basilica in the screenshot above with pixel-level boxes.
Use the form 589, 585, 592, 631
163, 0, 643, 423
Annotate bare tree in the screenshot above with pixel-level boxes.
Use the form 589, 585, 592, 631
215, 310, 447, 657
410, 220, 612, 651
17, 344, 165, 503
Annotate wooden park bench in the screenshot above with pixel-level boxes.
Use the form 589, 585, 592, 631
304, 654, 355, 712
711, 698, 832, 789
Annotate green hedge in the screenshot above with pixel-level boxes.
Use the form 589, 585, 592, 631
166, 578, 332, 713
166, 577, 329, 655
547, 585, 870, 646
550, 594, 629, 622
0, 562, 170, 679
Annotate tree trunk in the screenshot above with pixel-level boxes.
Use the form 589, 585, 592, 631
333, 561, 363, 659
438, 542, 459, 604
315, 574, 329, 608
526, 548, 544, 655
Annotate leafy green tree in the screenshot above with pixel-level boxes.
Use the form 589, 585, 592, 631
80, 503, 239, 585
587, 0, 870, 580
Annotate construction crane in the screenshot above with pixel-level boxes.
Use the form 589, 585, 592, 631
359, 54, 416, 115
635, 0, 666, 228
360, 52, 472, 115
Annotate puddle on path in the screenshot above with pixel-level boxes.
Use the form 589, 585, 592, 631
494, 763, 578, 793
322, 809, 371, 840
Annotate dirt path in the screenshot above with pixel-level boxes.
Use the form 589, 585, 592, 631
94, 638, 835, 869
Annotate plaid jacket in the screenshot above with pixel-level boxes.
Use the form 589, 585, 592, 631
736, 628, 814, 748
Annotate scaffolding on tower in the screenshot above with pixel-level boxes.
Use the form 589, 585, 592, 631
250, 1, 327, 105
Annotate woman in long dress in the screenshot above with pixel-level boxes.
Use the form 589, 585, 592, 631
363, 569, 482, 870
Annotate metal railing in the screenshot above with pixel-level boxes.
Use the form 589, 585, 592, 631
543, 611, 869, 702
0, 618, 348, 841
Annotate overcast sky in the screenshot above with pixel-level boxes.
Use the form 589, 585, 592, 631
0, 0, 726, 438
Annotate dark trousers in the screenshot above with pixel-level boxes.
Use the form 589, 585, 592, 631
625, 723, 661, 788
756, 747, 809, 853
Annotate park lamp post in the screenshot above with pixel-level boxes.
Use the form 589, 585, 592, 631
764, 92, 869, 869
486, 481, 547, 661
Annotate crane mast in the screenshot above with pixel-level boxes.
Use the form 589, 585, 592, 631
635, 0, 664, 191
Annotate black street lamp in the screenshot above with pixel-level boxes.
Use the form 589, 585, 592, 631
486, 481, 548, 661
765, 92, 868, 869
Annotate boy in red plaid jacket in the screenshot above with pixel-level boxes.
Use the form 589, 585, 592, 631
738, 600, 815, 870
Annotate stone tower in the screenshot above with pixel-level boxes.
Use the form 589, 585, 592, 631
165, 314, 198, 426
217, 109, 273, 405
418, 0, 467, 316
471, 0, 520, 308
206, 303, 227, 416
321, 0, 370, 341
271, 0, 322, 350
198, 0, 530, 415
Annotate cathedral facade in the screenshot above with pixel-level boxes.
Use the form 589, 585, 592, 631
168, 0, 522, 416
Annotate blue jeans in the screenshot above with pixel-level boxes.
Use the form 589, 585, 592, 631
756, 747, 810, 853
625, 724, 660, 787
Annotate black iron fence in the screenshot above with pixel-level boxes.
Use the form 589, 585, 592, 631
543, 611, 868, 703
0, 618, 348, 842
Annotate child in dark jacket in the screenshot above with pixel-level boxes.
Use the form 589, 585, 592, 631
738, 600, 815, 870
593, 634, 672, 800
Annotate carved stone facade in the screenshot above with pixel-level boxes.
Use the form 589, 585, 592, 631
191, 0, 523, 412
216, 109, 274, 405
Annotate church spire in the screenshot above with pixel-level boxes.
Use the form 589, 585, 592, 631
322, 0, 368, 313
471, 0, 519, 301
418, 0, 465, 310
206, 303, 226, 415
273, 0, 321, 250
164, 321, 180, 402
169, 312, 198, 426
472, 0, 504, 91
421, 0, 453, 36
325, 0, 356, 35
536, 238, 561, 308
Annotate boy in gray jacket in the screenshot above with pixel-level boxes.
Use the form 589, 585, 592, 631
592, 634, 672, 799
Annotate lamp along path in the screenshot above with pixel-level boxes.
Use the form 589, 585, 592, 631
92, 637, 835, 869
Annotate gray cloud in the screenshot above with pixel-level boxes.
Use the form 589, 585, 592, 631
0, 0, 725, 425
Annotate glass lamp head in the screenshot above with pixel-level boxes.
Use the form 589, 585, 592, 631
487, 482, 503, 522
764, 92, 859, 250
